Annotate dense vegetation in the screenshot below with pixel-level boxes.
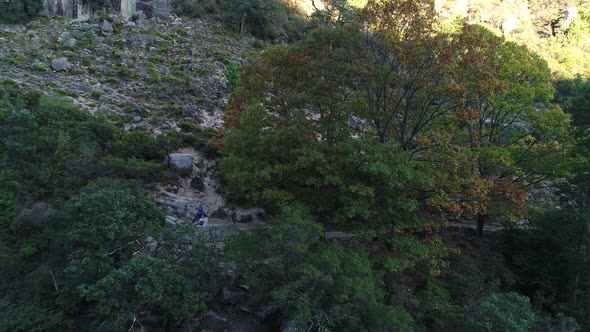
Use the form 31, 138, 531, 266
1, 0, 590, 330
0, 0, 42, 23
0, 80, 217, 329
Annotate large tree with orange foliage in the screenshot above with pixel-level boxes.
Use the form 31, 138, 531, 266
222, 0, 572, 236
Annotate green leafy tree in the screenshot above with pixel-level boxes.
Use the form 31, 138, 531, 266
222, 0, 286, 38
80, 253, 213, 330
0, 0, 42, 23
556, 77, 590, 203
55, 178, 162, 288
448, 24, 572, 234
507, 209, 590, 329
172, 0, 216, 18
226, 205, 414, 331
222, 25, 432, 227
464, 292, 536, 332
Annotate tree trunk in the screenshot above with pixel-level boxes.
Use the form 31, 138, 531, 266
239, 11, 247, 35
476, 214, 486, 236
570, 271, 580, 305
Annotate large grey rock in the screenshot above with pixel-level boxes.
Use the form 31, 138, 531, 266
137, 308, 164, 327
157, 192, 191, 217
165, 216, 177, 230
136, 10, 147, 21
222, 286, 246, 305
167, 153, 193, 169
237, 207, 265, 223
130, 103, 142, 112
145, 236, 158, 255
51, 58, 71, 71
182, 316, 202, 332
121, 0, 137, 18
199, 310, 229, 331
0, 26, 18, 34
348, 115, 364, 129
65, 38, 77, 48
101, 20, 113, 35
217, 261, 237, 280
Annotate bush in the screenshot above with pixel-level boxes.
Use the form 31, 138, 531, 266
226, 205, 413, 331
172, 0, 216, 18
0, 299, 65, 331
222, 0, 287, 39
0, 0, 42, 23
224, 61, 241, 92
464, 292, 536, 332
100, 156, 163, 181
115, 131, 166, 161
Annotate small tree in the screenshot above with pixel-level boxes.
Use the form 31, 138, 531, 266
0, 0, 42, 23
464, 292, 536, 332
222, 0, 285, 38
226, 205, 414, 331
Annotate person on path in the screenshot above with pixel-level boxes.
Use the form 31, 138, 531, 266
192, 203, 204, 224
201, 214, 209, 226
230, 207, 237, 225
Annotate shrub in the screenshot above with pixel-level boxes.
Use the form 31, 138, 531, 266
222, 0, 287, 39
115, 131, 166, 161
464, 292, 536, 332
0, 0, 43, 23
100, 156, 163, 181
224, 61, 241, 92
172, 0, 216, 18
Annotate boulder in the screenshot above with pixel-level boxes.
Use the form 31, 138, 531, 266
217, 261, 237, 281
157, 192, 191, 217
64, 38, 77, 48
136, 10, 147, 21
242, 36, 257, 47
51, 58, 71, 71
101, 20, 114, 35
222, 286, 246, 305
145, 236, 158, 255
348, 115, 364, 129
165, 217, 177, 230
130, 103, 142, 112
182, 316, 202, 332
137, 308, 165, 328
237, 207, 264, 223
205, 310, 227, 322
201, 310, 228, 331
167, 153, 193, 169
0, 26, 18, 34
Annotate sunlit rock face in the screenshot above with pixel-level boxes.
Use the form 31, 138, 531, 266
44, 0, 92, 18
120, 0, 136, 19
42, 0, 170, 19
561, 7, 579, 29
433, 0, 533, 35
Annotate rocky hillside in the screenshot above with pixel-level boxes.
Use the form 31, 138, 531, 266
0, 14, 249, 134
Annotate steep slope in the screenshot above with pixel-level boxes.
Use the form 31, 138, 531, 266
0, 15, 247, 133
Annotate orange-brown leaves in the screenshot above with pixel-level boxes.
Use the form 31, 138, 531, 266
453, 107, 482, 126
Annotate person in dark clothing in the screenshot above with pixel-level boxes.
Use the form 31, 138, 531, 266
230, 207, 237, 224
192, 203, 204, 224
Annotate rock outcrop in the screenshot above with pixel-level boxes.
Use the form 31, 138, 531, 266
166, 153, 194, 169
51, 57, 71, 71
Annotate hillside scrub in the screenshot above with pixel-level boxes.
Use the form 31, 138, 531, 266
1, 0, 590, 330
